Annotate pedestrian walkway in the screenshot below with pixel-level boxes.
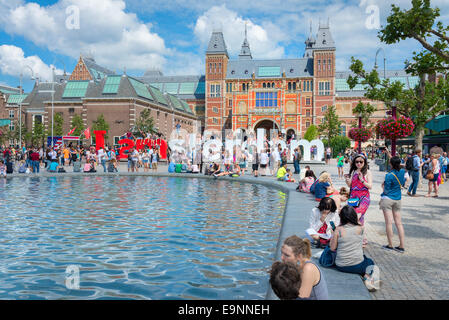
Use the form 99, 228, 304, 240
319, 159, 449, 300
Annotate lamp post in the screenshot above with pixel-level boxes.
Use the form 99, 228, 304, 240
374, 48, 386, 79
391, 98, 398, 156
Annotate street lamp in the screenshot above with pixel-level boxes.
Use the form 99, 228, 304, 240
391, 98, 398, 156
374, 48, 386, 79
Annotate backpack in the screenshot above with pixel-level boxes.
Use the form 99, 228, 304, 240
175, 164, 182, 173
405, 156, 414, 171
168, 162, 175, 173
58, 167, 66, 173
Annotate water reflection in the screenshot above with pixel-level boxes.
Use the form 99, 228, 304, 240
0, 176, 285, 300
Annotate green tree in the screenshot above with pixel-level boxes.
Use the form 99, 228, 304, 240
135, 109, 155, 137
31, 121, 46, 147
348, 0, 449, 151
92, 114, 110, 139
330, 136, 351, 157
70, 114, 85, 137
303, 124, 318, 142
318, 105, 342, 146
47, 112, 64, 137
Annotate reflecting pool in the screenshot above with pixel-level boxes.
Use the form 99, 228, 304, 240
0, 176, 286, 299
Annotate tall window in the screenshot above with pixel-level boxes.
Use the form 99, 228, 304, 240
9, 110, 14, 118
306, 110, 310, 117
256, 92, 278, 107
318, 60, 321, 71
263, 83, 266, 89
288, 82, 292, 91
210, 84, 221, 97
218, 63, 221, 73
328, 59, 332, 71
319, 81, 330, 95
306, 97, 311, 105
209, 63, 212, 73
293, 82, 296, 90
9, 122, 14, 131
340, 125, 347, 136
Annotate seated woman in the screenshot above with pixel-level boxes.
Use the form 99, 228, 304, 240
18, 160, 27, 173
330, 205, 380, 292
280, 235, 328, 300
48, 160, 59, 173
108, 159, 118, 172
269, 261, 302, 300
306, 197, 340, 248
297, 169, 316, 192
211, 163, 221, 176
84, 160, 96, 173
314, 172, 335, 201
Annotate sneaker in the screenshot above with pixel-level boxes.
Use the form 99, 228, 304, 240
382, 245, 395, 251
363, 277, 377, 292
394, 246, 405, 253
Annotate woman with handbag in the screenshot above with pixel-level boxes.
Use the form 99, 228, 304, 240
426, 154, 440, 198
379, 156, 407, 253
345, 154, 372, 243
280, 235, 329, 300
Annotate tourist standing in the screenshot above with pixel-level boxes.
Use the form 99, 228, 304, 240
439, 152, 448, 181
293, 147, 301, 175
425, 154, 440, 197
380, 156, 407, 253
345, 154, 372, 245
406, 149, 422, 197
30, 148, 40, 173
260, 149, 269, 176
337, 153, 345, 178
252, 150, 260, 177
325, 147, 332, 165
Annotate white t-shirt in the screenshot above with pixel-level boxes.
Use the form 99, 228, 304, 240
272, 150, 281, 162
97, 148, 105, 161
260, 153, 269, 165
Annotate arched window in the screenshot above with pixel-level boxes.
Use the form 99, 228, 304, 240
263, 83, 266, 88
214, 63, 217, 73
293, 82, 296, 90
288, 82, 292, 91
209, 63, 212, 73
267, 82, 271, 88
219, 63, 221, 73
328, 59, 332, 71
272, 82, 275, 88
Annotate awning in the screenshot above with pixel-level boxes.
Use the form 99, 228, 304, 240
0, 119, 11, 127
425, 115, 449, 132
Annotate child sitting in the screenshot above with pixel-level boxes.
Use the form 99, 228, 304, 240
284, 169, 296, 182
48, 160, 59, 173
328, 187, 350, 211
18, 160, 27, 173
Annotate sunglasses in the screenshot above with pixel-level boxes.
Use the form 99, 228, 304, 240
355, 160, 365, 164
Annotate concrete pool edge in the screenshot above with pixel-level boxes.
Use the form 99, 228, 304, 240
4, 172, 372, 300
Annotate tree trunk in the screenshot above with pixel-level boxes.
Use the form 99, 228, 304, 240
414, 126, 425, 152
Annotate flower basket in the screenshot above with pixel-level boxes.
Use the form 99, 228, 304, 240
376, 117, 415, 140
348, 127, 371, 142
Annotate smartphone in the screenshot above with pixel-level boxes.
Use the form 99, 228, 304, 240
330, 221, 336, 231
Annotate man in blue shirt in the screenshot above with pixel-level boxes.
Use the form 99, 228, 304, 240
439, 152, 448, 181
407, 149, 422, 197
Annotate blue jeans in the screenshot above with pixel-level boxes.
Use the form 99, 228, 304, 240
32, 160, 40, 173
101, 159, 106, 172
293, 161, 300, 174
408, 170, 419, 195
336, 255, 374, 276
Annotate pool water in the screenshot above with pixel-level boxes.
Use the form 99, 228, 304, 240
0, 176, 286, 299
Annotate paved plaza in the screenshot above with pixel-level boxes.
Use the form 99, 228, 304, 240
7, 158, 449, 300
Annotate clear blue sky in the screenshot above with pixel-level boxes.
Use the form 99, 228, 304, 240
0, 0, 447, 92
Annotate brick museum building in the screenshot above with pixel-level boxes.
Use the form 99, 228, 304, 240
0, 23, 421, 146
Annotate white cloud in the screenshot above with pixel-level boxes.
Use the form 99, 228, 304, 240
0, 0, 168, 72
0, 45, 63, 81
193, 5, 285, 60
